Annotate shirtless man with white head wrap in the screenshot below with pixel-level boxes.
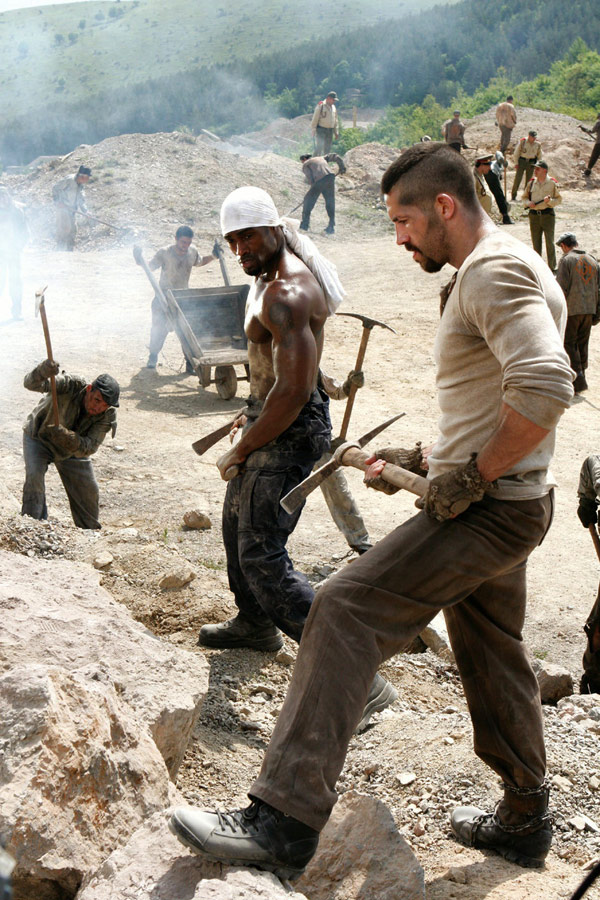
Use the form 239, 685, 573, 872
198, 187, 396, 726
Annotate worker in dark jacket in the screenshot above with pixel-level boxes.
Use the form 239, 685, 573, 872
299, 153, 346, 235
22, 360, 119, 529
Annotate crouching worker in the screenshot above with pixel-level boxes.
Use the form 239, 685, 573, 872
21, 360, 119, 529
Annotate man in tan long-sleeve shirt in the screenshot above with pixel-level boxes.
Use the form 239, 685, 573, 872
311, 91, 339, 155
496, 95, 517, 152
522, 160, 562, 272
169, 142, 574, 879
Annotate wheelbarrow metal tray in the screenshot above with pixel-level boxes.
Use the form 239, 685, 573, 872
169, 284, 249, 361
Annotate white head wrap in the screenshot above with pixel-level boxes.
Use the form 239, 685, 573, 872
220, 186, 345, 315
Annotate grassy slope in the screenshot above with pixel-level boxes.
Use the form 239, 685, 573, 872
0, 0, 459, 119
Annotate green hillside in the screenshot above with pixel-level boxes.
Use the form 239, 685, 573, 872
0, 0, 458, 119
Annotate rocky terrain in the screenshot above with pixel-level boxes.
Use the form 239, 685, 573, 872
1, 108, 600, 899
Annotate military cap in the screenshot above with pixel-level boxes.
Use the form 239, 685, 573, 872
92, 373, 120, 407
533, 160, 548, 170
556, 232, 577, 247
528, 130, 537, 137
453, 109, 460, 115
327, 91, 339, 100
475, 153, 493, 164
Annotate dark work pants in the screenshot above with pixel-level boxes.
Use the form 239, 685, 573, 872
586, 143, 600, 173
314, 126, 334, 156
251, 493, 553, 831
564, 313, 593, 375
484, 170, 510, 216
21, 433, 101, 529
301, 174, 336, 231
222, 392, 331, 642
499, 125, 513, 153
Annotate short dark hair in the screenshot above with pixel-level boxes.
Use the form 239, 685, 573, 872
175, 225, 193, 239
300, 154, 312, 162
380, 142, 478, 212
507, 95, 514, 101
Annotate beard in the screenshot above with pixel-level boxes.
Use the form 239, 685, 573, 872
405, 242, 444, 273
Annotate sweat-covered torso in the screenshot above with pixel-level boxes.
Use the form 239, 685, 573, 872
429, 231, 574, 499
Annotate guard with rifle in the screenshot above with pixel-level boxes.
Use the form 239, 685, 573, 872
52, 165, 91, 251
137, 225, 216, 369
579, 112, 600, 178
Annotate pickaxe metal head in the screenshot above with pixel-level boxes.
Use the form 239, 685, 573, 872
335, 311, 397, 334
281, 413, 405, 514
34, 285, 48, 317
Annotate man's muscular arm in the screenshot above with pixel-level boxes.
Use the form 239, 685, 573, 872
217, 284, 319, 478
475, 402, 550, 482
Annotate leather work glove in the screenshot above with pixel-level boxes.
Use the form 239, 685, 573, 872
45, 424, 80, 455
342, 369, 365, 396
577, 497, 599, 528
36, 359, 60, 379
419, 453, 495, 522
365, 443, 427, 495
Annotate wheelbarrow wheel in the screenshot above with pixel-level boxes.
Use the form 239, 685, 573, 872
215, 365, 237, 400
199, 365, 211, 388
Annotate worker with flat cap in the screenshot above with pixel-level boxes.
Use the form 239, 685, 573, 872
556, 231, 600, 394
21, 360, 119, 529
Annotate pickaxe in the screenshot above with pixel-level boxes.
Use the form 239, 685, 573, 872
34, 286, 59, 426
74, 209, 130, 232
281, 415, 471, 517
212, 240, 231, 286
335, 312, 396, 441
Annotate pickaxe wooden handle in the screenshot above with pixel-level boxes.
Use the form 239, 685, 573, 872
35, 287, 59, 427
192, 418, 237, 456
336, 313, 396, 441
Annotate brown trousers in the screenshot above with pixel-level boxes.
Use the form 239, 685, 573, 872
251, 493, 553, 831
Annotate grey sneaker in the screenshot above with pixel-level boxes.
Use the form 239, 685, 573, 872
198, 615, 284, 651
169, 799, 319, 881
451, 806, 552, 868
355, 673, 398, 733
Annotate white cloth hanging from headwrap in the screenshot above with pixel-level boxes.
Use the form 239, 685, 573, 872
220, 186, 345, 315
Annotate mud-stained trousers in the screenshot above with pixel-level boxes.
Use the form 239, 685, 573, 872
316, 452, 371, 553
564, 313, 593, 377
21, 433, 101, 529
250, 492, 553, 831
222, 391, 331, 642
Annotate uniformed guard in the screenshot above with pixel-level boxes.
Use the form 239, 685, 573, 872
511, 130, 542, 199
310, 91, 339, 155
522, 160, 561, 272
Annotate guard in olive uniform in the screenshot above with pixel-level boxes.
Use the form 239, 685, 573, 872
473, 155, 493, 214
511, 131, 542, 199
22, 360, 119, 529
576, 454, 600, 694
556, 232, 600, 393
311, 92, 339, 156
522, 160, 561, 272
579, 113, 600, 178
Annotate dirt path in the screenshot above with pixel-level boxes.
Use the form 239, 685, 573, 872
1, 189, 600, 898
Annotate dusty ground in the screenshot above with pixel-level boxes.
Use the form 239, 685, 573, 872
1, 140, 600, 898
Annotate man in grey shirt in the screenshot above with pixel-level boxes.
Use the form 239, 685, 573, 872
52, 165, 90, 250
169, 143, 573, 879
556, 231, 600, 393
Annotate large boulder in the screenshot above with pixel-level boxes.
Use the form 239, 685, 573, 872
76, 810, 309, 900
0, 549, 208, 776
297, 791, 425, 900
0, 665, 174, 900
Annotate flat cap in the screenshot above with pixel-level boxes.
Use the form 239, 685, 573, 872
92, 373, 120, 407
556, 232, 577, 247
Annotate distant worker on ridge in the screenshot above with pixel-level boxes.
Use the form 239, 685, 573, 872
311, 91, 339, 155
52, 165, 91, 251
442, 110, 467, 152
495, 95, 517, 153
579, 112, 600, 178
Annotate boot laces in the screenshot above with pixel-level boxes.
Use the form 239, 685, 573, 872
216, 800, 262, 835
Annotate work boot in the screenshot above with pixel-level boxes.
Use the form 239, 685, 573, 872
502, 214, 515, 225
451, 781, 552, 868
324, 224, 335, 235
169, 798, 319, 881
355, 672, 398, 733
146, 352, 158, 369
573, 373, 588, 394
299, 223, 309, 232
198, 614, 284, 651
584, 168, 592, 177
